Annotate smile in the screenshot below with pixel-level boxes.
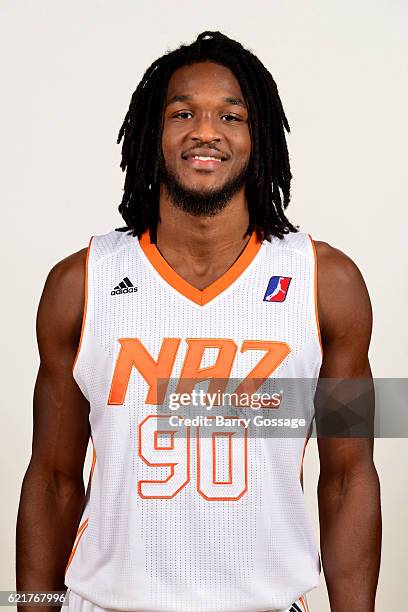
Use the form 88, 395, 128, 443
191, 156, 222, 162
184, 156, 226, 169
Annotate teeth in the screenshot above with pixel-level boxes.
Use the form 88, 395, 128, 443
192, 156, 221, 161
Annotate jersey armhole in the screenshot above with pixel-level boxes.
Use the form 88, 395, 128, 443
307, 234, 323, 359
72, 236, 94, 374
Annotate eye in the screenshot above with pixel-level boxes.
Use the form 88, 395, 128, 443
221, 114, 242, 122
173, 111, 193, 119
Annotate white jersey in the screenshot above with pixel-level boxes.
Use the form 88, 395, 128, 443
64, 227, 323, 612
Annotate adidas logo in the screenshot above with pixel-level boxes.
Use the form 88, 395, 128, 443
111, 277, 138, 296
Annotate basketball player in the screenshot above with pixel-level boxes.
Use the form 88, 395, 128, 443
16, 32, 381, 612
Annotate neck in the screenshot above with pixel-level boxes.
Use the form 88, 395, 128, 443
152, 186, 254, 291
156, 185, 250, 257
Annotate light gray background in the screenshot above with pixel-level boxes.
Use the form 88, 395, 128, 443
1, 1, 407, 610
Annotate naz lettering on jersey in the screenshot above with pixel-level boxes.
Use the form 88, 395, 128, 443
108, 338, 291, 405
107, 338, 291, 501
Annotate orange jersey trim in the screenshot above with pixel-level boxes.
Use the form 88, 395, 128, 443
89, 433, 96, 486
300, 421, 313, 483
65, 517, 89, 574
138, 230, 263, 306
307, 234, 323, 359
65, 438, 95, 574
72, 236, 93, 372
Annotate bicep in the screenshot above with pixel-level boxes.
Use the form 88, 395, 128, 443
315, 242, 375, 476
318, 241, 373, 377
30, 248, 90, 484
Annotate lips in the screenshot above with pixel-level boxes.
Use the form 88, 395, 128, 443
184, 157, 223, 169
181, 148, 229, 170
182, 148, 229, 162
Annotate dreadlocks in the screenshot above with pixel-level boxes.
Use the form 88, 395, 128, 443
116, 31, 299, 242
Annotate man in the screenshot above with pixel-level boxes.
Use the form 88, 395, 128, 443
16, 31, 381, 612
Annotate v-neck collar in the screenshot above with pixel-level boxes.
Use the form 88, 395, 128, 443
137, 229, 263, 307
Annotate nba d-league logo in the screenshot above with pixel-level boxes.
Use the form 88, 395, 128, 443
263, 276, 292, 302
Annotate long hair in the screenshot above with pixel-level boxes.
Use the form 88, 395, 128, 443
116, 31, 298, 242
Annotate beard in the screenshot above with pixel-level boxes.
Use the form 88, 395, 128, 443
159, 160, 250, 217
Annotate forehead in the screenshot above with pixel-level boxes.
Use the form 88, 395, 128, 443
165, 61, 246, 104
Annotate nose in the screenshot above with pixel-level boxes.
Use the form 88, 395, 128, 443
189, 114, 221, 144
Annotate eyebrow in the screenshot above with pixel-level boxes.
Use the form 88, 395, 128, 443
166, 94, 247, 108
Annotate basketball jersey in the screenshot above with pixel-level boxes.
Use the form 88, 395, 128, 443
64, 227, 323, 612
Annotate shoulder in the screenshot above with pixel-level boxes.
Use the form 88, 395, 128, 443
314, 239, 363, 286
42, 247, 89, 320
313, 240, 372, 343
40, 228, 131, 305
313, 239, 368, 292
45, 247, 88, 292
37, 246, 89, 354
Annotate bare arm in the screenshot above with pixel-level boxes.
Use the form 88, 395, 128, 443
16, 247, 90, 611
315, 241, 381, 612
